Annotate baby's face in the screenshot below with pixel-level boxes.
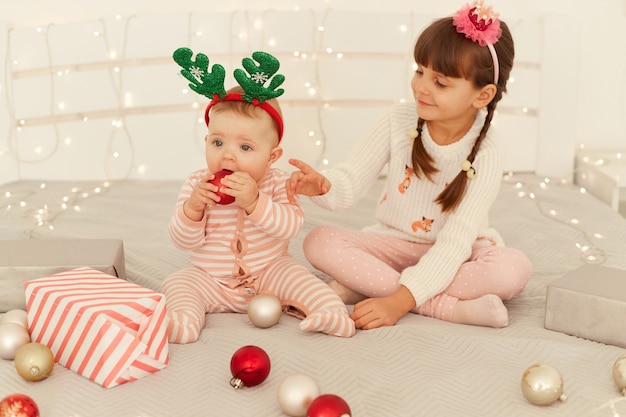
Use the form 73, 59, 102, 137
205, 108, 280, 182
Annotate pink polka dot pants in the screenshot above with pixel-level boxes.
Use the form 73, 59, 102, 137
303, 226, 531, 322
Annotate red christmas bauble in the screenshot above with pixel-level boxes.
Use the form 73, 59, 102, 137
307, 394, 351, 417
229, 345, 271, 389
0, 393, 39, 417
209, 169, 235, 205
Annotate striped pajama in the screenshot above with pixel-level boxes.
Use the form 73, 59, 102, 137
164, 168, 355, 343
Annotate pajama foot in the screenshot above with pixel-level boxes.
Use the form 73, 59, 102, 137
167, 311, 203, 344
300, 309, 356, 337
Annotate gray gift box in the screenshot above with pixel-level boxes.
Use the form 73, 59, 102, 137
544, 264, 626, 348
0, 239, 125, 312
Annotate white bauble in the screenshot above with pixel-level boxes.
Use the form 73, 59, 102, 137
0, 309, 29, 329
248, 293, 282, 328
0, 323, 31, 360
277, 373, 321, 417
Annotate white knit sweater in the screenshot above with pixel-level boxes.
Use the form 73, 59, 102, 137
310, 103, 505, 307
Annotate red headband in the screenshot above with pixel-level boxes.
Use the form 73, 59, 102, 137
204, 93, 284, 143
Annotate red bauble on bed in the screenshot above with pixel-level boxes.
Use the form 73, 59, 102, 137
229, 345, 271, 389
209, 169, 235, 205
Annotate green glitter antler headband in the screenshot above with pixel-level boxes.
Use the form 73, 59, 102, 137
173, 48, 286, 141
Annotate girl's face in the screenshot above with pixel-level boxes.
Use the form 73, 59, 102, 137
411, 65, 486, 125
205, 108, 281, 182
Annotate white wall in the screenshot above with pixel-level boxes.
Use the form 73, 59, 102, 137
1, 0, 624, 184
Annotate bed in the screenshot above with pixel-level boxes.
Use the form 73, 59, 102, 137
2, 9, 626, 417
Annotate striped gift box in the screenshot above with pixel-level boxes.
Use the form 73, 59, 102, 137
25, 267, 169, 388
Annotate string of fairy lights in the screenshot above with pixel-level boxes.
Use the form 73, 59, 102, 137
0, 9, 624, 269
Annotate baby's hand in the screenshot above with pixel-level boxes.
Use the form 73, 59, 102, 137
184, 173, 220, 219
219, 171, 259, 213
286, 159, 330, 204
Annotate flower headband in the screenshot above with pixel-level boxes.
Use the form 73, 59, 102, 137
452, 0, 502, 85
173, 48, 286, 142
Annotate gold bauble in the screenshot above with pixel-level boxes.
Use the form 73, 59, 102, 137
521, 363, 567, 406
612, 354, 626, 395
14, 342, 55, 382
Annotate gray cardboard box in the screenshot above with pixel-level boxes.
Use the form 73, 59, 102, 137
0, 239, 125, 312
545, 264, 626, 348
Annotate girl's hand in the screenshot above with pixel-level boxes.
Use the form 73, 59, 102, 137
350, 286, 416, 330
220, 171, 259, 214
286, 158, 331, 204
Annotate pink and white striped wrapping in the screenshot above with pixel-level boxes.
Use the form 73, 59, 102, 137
25, 267, 169, 388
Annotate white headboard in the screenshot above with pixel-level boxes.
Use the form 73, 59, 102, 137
0, 10, 580, 184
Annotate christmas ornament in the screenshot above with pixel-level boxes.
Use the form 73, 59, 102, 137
612, 354, 626, 395
248, 293, 282, 328
0, 309, 29, 329
229, 345, 271, 389
209, 169, 235, 205
520, 363, 567, 406
14, 343, 55, 382
307, 394, 351, 417
0, 393, 39, 417
0, 323, 31, 360
277, 373, 321, 417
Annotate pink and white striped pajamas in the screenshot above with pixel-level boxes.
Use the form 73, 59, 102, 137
163, 168, 354, 344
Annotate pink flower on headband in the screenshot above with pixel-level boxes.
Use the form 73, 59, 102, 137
453, 0, 502, 46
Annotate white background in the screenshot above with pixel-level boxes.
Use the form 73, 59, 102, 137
1, 0, 624, 184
